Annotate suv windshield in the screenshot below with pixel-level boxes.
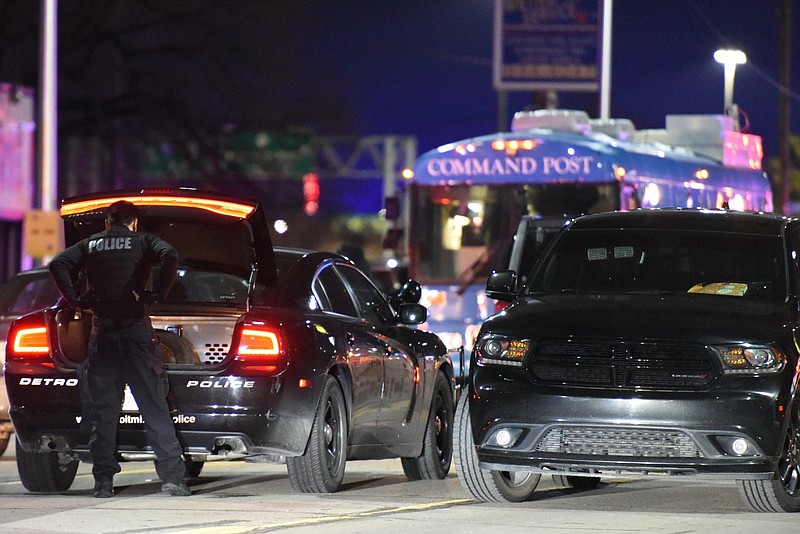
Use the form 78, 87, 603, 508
527, 229, 787, 301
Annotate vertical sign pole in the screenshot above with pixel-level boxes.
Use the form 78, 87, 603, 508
599, 0, 613, 120
40, 0, 58, 211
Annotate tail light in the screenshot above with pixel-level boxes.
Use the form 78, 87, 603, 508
230, 322, 287, 375
7, 314, 51, 360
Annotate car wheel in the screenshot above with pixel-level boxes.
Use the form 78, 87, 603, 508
453, 393, 540, 502
401, 372, 454, 480
552, 474, 602, 490
185, 459, 204, 478
16, 439, 79, 492
286, 375, 347, 493
739, 412, 800, 512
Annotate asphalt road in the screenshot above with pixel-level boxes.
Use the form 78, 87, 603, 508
1, 439, 798, 533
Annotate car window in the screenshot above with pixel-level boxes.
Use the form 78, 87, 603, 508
529, 229, 787, 301
336, 264, 394, 324
165, 268, 249, 305
0, 273, 61, 315
315, 265, 358, 317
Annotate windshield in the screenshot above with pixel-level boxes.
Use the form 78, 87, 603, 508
409, 183, 616, 284
528, 228, 787, 302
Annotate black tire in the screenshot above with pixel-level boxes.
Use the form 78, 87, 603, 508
552, 474, 602, 490
185, 459, 204, 478
286, 375, 348, 493
739, 412, 800, 512
453, 393, 540, 502
401, 372, 454, 481
16, 440, 79, 492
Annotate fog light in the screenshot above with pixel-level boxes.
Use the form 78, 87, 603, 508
496, 429, 513, 447
487, 427, 524, 448
732, 438, 749, 456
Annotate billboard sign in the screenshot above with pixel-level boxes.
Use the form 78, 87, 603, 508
0, 83, 35, 221
493, 0, 602, 92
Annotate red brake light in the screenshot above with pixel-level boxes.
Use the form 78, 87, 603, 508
233, 325, 286, 375
8, 321, 51, 359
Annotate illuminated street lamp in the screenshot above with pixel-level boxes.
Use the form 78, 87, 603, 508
714, 49, 746, 116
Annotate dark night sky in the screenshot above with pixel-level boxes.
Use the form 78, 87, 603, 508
299, 0, 799, 163
0, 1, 797, 164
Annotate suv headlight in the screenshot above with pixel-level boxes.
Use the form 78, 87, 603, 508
712, 344, 785, 374
475, 335, 529, 367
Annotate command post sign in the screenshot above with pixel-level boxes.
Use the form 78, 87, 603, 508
493, 0, 602, 92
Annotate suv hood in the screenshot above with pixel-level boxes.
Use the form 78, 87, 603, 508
485, 293, 791, 345
59, 189, 277, 288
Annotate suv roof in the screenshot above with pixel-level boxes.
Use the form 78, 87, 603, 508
570, 208, 789, 234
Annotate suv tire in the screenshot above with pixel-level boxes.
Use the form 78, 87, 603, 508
453, 393, 540, 502
739, 412, 800, 512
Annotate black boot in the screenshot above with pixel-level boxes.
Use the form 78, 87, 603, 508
93, 476, 114, 498
161, 481, 191, 496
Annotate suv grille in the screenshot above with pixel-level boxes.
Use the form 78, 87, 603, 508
531, 338, 716, 390
535, 426, 702, 458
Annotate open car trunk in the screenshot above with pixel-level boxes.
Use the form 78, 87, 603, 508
55, 190, 277, 367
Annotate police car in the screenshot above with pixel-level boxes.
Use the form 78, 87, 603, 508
6, 189, 454, 494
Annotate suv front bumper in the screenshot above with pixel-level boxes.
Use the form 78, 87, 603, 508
470, 378, 788, 479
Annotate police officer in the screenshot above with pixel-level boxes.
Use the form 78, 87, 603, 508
49, 200, 190, 498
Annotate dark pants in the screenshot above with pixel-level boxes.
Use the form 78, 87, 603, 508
86, 323, 185, 484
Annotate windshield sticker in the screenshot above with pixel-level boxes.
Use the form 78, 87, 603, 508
587, 248, 608, 261
613, 246, 634, 259
688, 282, 748, 296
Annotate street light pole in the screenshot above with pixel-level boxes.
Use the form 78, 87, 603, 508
714, 49, 746, 118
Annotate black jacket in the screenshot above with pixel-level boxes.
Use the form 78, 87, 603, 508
49, 224, 178, 326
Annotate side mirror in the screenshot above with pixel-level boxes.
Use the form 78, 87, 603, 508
485, 270, 518, 302
399, 303, 427, 325
397, 279, 421, 304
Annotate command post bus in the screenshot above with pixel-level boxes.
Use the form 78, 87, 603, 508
384, 109, 772, 369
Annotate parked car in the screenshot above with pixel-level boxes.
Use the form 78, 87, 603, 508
0, 267, 61, 456
455, 208, 800, 512
6, 189, 455, 494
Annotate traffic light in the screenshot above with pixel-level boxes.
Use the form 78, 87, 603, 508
303, 173, 320, 216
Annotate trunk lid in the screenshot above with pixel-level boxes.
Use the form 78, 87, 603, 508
55, 189, 278, 366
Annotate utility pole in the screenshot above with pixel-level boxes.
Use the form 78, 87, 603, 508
39, 0, 58, 212
778, 0, 792, 214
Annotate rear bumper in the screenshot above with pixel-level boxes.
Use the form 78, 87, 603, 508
10, 407, 313, 459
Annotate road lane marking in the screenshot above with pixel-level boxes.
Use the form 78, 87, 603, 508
169, 498, 473, 533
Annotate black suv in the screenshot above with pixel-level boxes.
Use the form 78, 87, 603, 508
455, 208, 800, 512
